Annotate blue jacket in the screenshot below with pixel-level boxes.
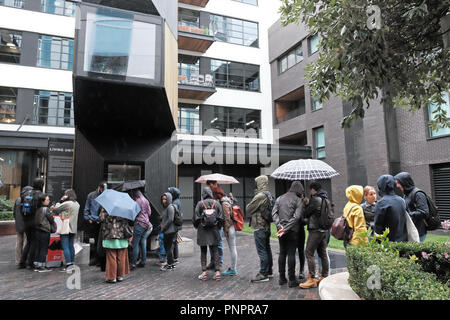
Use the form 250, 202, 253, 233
84, 190, 101, 223
374, 175, 408, 242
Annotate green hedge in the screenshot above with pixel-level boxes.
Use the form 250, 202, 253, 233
0, 211, 14, 221
346, 246, 450, 300
0, 196, 14, 212
389, 242, 450, 286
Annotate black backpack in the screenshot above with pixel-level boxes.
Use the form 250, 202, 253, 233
410, 189, 441, 231
21, 189, 36, 218
200, 200, 218, 228
172, 204, 183, 227
261, 191, 275, 223
319, 197, 335, 230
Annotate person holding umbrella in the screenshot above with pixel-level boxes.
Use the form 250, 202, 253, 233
95, 189, 141, 283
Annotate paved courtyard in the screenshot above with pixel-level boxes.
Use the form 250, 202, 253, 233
0, 225, 346, 300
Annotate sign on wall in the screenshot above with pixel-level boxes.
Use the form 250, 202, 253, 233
46, 139, 74, 202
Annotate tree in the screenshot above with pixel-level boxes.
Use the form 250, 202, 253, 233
280, 0, 450, 129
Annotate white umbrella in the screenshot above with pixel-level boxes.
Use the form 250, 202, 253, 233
195, 173, 239, 184
271, 159, 339, 181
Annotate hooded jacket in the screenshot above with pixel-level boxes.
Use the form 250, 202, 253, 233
374, 175, 408, 242
168, 187, 182, 231
343, 186, 367, 245
394, 172, 429, 237
161, 192, 176, 235
13, 186, 33, 233
304, 189, 329, 232
246, 175, 271, 231
272, 181, 305, 234
193, 187, 224, 246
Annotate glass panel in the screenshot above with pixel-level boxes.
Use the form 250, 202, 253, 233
0, 0, 25, 8
41, 0, 76, 17
178, 8, 200, 29
84, 8, 157, 79
178, 104, 200, 134
233, 0, 258, 5
309, 34, 319, 54
37, 35, 73, 70
210, 14, 258, 47
314, 127, 325, 158
0, 150, 31, 208
312, 96, 323, 110
287, 52, 296, 68
295, 46, 303, 63
0, 86, 17, 123
429, 92, 450, 137
0, 29, 22, 64
33, 90, 74, 127
107, 164, 142, 183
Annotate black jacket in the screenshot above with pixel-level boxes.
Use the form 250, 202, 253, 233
193, 187, 224, 246
374, 175, 408, 242
304, 190, 329, 232
272, 181, 305, 234
361, 201, 376, 230
13, 186, 33, 233
394, 172, 429, 237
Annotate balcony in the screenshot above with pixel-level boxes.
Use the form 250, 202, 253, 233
178, 24, 214, 52
275, 86, 306, 124
178, 0, 210, 7
178, 70, 216, 100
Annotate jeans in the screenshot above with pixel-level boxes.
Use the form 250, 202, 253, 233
132, 224, 150, 266
34, 229, 50, 268
254, 229, 273, 276
158, 232, 166, 262
60, 233, 76, 265
201, 245, 220, 271
226, 225, 238, 270
279, 231, 298, 280
210, 228, 223, 265
419, 234, 426, 242
163, 232, 176, 265
297, 226, 306, 273
305, 231, 329, 277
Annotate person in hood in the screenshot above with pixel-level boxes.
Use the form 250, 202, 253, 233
204, 180, 224, 270
193, 187, 224, 281
14, 186, 32, 267
361, 186, 377, 232
160, 192, 177, 271
33, 193, 54, 272
129, 189, 152, 270
246, 175, 274, 283
272, 180, 305, 287
300, 181, 332, 289
374, 175, 408, 242
342, 185, 368, 247
168, 187, 182, 264
212, 186, 238, 276
394, 172, 429, 242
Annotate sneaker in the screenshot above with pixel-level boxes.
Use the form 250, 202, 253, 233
156, 261, 165, 266
298, 273, 306, 281
160, 264, 175, 271
267, 273, 274, 279
279, 276, 288, 285
37, 267, 52, 273
116, 277, 124, 282
199, 273, 207, 281
223, 268, 238, 276
213, 273, 221, 281
251, 273, 269, 283
173, 259, 179, 265
130, 264, 136, 271
288, 279, 300, 288
106, 279, 116, 284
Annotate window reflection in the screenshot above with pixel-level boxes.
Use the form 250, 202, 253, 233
0, 29, 22, 64
0, 86, 16, 124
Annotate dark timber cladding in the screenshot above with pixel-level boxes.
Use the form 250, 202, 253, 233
72, 0, 178, 212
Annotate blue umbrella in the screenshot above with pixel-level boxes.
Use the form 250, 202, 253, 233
93, 189, 141, 221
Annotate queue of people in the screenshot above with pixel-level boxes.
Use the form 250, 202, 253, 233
13, 170, 431, 288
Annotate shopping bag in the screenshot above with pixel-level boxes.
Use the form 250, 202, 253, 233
405, 211, 420, 242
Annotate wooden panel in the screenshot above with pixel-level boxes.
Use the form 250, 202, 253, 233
178, 35, 213, 53
178, 88, 215, 100
178, 0, 209, 7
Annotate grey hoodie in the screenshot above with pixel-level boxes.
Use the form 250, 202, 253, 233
246, 175, 271, 231
161, 192, 176, 234
272, 181, 305, 234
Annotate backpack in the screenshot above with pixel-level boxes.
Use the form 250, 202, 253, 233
410, 189, 441, 231
319, 197, 335, 230
172, 204, 183, 227
200, 200, 218, 228
331, 205, 356, 242
21, 189, 36, 218
261, 191, 275, 223
231, 205, 244, 231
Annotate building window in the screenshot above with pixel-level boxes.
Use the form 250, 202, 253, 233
308, 34, 319, 55
178, 104, 201, 135
314, 126, 326, 159
233, 0, 257, 5
311, 95, 323, 111
278, 43, 303, 73
37, 35, 73, 70
0, 86, 17, 124
83, 8, 157, 80
210, 14, 258, 47
33, 91, 74, 127
428, 92, 450, 138
41, 0, 76, 16
107, 164, 142, 184
0, 0, 25, 9
0, 29, 22, 64
211, 58, 259, 91
178, 104, 261, 137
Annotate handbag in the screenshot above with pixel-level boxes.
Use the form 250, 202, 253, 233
58, 205, 71, 235
331, 205, 356, 242
405, 211, 420, 242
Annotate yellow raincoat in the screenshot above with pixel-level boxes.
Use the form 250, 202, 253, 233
343, 185, 368, 245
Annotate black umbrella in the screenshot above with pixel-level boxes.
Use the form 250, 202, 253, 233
112, 180, 146, 192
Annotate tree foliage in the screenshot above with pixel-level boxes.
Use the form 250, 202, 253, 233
280, 0, 450, 129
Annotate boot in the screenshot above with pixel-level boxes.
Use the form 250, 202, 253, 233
299, 273, 318, 289
278, 274, 287, 285
317, 276, 327, 284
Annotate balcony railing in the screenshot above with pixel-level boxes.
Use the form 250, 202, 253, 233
276, 108, 305, 124
178, 24, 212, 36
178, 72, 215, 88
